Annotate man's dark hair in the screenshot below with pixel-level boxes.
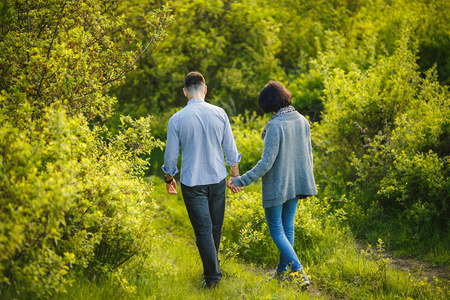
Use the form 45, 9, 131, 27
184, 71, 205, 93
258, 81, 292, 113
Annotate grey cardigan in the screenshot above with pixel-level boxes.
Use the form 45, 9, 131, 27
232, 111, 317, 208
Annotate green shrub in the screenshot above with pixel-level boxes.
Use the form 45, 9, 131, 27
313, 28, 450, 258
223, 190, 352, 268
223, 191, 278, 264
230, 112, 269, 174
0, 109, 81, 297
0, 107, 163, 298
0, 0, 170, 297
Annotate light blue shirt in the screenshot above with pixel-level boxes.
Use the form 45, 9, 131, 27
162, 98, 241, 187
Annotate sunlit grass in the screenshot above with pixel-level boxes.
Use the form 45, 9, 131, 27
62, 228, 317, 299
54, 177, 449, 300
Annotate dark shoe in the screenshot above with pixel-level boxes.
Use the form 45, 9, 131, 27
268, 270, 286, 283
200, 280, 219, 289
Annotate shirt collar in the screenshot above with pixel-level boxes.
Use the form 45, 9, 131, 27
187, 98, 205, 105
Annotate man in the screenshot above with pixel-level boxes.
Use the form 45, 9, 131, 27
162, 72, 241, 288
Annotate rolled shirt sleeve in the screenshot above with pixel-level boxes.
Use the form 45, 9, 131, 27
161, 118, 180, 176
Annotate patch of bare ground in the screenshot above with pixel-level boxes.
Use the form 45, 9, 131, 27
356, 243, 449, 283
387, 255, 449, 282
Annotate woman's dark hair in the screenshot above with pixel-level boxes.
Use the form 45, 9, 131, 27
258, 81, 292, 113
184, 71, 205, 92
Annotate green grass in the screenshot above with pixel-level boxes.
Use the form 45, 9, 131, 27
61, 226, 318, 300
363, 218, 450, 267
57, 178, 318, 299
53, 177, 449, 299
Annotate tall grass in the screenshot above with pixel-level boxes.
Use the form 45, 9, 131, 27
222, 182, 449, 300
63, 237, 317, 300
58, 178, 318, 300
54, 178, 449, 299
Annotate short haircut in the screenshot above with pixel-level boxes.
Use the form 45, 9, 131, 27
258, 81, 292, 113
184, 72, 205, 94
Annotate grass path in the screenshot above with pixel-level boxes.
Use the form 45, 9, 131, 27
63, 225, 322, 299
62, 181, 323, 299
61, 180, 449, 299
384, 251, 450, 283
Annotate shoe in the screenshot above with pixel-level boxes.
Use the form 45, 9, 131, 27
268, 270, 286, 283
199, 280, 219, 289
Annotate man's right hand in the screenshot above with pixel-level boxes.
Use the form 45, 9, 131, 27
166, 179, 178, 194
227, 178, 242, 193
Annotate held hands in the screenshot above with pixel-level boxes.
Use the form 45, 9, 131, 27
166, 179, 177, 194
227, 178, 242, 193
166, 177, 239, 194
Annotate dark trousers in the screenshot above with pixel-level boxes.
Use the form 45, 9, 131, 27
181, 178, 226, 284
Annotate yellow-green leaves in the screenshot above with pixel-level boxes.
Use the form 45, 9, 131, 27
312, 25, 450, 256
1, 1, 169, 297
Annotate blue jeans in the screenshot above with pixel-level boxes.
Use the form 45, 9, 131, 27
181, 178, 226, 284
264, 198, 303, 272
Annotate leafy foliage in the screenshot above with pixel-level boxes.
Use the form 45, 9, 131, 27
223, 190, 449, 299
0, 109, 163, 297
223, 192, 351, 267
111, 0, 284, 118
230, 112, 268, 173
111, 0, 450, 123
1, 0, 450, 298
0, 0, 169, 297
312, 29, 450, 255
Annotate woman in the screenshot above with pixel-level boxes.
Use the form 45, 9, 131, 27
228, 81, 317, 286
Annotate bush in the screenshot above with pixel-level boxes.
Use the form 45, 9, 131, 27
0, 107, 163, 297
230, 112, 269, 174
223, 190, 352, 268
0, 1, 170, 297
0, 109, 81, 297
222, 192, 277, 264
312, 28, 450, 257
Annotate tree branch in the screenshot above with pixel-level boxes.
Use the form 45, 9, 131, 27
72, 7, 172, 106
47, 1, 66, 59
77, 33, 157, 102
26, 0, 30, 62
34, 69, 46, 101
35, 1, 67, 101
100, 36, 156, 87
37, 18, 51, 38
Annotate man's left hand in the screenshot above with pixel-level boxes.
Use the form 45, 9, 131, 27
166, 179, 178, 194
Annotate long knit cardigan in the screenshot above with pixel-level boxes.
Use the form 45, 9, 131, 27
232, 111, 317, 208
